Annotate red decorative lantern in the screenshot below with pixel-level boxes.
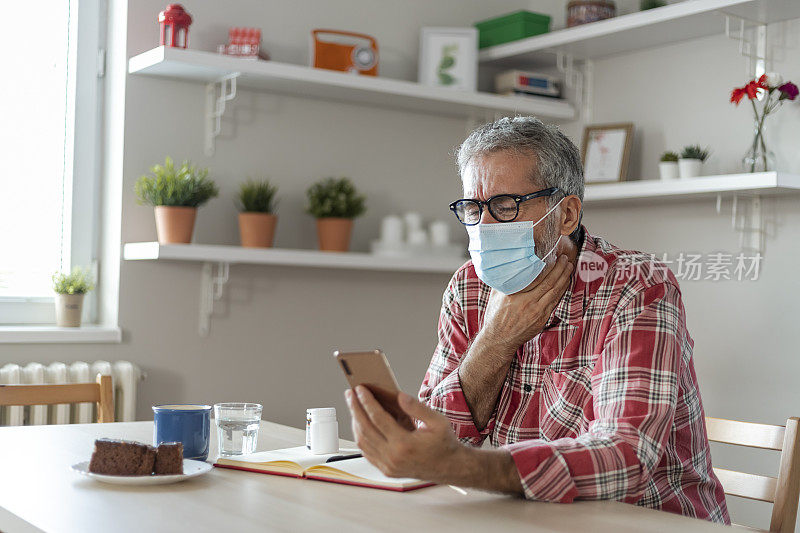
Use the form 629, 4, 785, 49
159, 4, 192, 48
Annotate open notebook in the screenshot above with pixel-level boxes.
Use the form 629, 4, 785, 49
214, 446, 434, 492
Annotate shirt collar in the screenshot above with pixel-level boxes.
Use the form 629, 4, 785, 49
545, 226, 596, 328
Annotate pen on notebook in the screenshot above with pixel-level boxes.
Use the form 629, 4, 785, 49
448, 485, 468, 495
326, 453, 363, 463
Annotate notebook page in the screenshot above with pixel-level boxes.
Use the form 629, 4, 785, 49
312, 457, 427, 485
223, 446, 338, 469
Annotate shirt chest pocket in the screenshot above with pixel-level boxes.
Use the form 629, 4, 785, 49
538, 365, 593, 440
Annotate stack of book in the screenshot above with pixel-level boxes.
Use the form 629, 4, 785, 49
495, 69, 562, 99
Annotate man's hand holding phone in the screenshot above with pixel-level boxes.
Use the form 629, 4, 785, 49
345, 385, 463, 481
338, 349, 524, 494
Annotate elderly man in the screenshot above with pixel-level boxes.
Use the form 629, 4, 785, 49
345, 116, 729, 524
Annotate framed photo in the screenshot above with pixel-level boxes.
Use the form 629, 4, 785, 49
418, 27, 477, 91
581, 123, 634, 183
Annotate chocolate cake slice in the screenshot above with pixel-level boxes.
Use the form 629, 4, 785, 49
154, 442, 184, 475
88, 439, 156, 475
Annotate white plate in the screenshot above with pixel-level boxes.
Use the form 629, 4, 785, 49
71, 459, 213, 485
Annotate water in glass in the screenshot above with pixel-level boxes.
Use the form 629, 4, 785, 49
217, 417, 260, 455
214, 402, 262, 456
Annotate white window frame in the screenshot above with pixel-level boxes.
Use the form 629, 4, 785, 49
0, 0, 105, 325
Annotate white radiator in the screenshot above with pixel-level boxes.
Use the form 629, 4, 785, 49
0, 361, 145, 426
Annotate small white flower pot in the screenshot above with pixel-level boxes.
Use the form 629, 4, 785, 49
55, 293, 85, 327
658, 162, 679, 180
678, 158, 703, 179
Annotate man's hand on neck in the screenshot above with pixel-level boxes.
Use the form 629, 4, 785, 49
459, 254, 574, 430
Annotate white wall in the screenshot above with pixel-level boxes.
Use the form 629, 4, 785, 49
3, 1, 799, 528
567, 19, 800, 531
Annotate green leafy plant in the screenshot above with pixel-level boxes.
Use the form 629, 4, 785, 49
680, 145, 711, 162
135, 157, 219, 207
660, 151, 679, 162
305, 177, 366, 219
437, 44, 458, 85
236, 179, 278, 213
52, 267, 94, 295
640, 0, 666, 10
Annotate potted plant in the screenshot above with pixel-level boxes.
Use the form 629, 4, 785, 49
658, 151, 679, 180
306, 177, 366, 252
52, 267, 94, 327
236, 179, 279, 248
640, 0, 666, 10
134, 157, 219, 244
678, 145, 710, 179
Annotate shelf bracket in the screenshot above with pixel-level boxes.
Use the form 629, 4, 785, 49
724, 15, 769, 78
205, 73, 240, 156
715, 193, 765, 255
555, 51, 584, 117
199, 261, 230, 337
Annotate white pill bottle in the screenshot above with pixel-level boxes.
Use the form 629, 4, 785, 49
306, 407, 339, 454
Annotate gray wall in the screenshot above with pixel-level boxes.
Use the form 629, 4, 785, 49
4, 1, 800, 528
3, 0, 530, 440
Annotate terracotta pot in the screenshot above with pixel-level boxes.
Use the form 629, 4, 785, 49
154, 206, 197, 244
316, 218, 354, 252
55, 293, 85, 327
239, 212, 277, 248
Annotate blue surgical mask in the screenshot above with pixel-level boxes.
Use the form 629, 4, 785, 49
466, 199, 563, 295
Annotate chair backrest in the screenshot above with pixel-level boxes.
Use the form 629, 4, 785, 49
0, 373, 114, 423
706, 416, 800, 533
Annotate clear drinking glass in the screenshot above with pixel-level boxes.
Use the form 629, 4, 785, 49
214, 403, 262, 456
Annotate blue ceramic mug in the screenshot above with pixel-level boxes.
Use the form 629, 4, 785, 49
153, 404, 212, 461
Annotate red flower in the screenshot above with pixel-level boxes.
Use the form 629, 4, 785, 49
730, 75, 770, 105
778, 82, 799, 101
745, 80, 760, 99
730, 87, 747, 104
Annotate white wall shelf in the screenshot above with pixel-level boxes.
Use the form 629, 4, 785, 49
478, 0, 800, 67
583, 171, 800, 206
123, 242, 465, 273
123, 242, 465, 337
128, 47, 575, 138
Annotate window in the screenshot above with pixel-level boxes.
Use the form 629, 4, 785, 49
0, 0, 104, 324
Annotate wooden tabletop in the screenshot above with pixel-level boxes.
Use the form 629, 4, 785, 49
0, 421, 733, 533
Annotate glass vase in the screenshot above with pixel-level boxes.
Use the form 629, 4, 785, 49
742, 118, 776, 173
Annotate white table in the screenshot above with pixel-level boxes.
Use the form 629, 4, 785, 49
0, 421, 734, 533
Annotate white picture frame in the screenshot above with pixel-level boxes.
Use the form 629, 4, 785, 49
581, 123, 634, 184
418, 27, 478, 91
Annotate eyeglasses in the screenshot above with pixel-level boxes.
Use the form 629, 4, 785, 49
449, 187, 561, 226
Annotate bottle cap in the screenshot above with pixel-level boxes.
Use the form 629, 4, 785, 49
307, 407, 336, 421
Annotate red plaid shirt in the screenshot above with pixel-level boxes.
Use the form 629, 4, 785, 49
419, 229, 729, 523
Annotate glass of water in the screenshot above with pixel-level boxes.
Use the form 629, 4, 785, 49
214, 403, 262, 456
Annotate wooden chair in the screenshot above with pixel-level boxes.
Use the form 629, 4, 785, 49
706, 416, 800, 533
0, 374, 114, 423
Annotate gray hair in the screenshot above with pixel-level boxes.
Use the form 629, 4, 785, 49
455, 116, 584, 203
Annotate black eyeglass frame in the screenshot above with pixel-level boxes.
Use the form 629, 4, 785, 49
449, 187, 562, 226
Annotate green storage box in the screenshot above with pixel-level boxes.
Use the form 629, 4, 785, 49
475, 10, 551, 49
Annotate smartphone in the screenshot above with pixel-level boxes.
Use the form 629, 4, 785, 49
334, 350, 414, 430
